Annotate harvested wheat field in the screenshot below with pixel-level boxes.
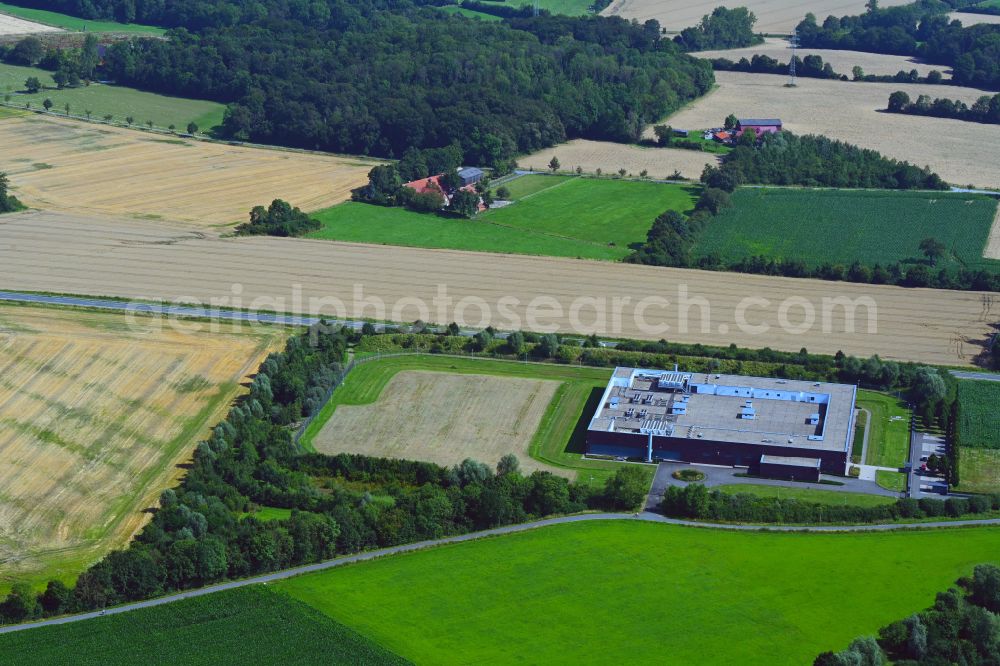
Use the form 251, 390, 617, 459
601, 0, 911, 34
0, 303, 286, 587
0, 114, 377, 226
0, 210, 994, 367
695, 37, 949, 78
0, 13, 60, 35
950, 11, 1000, 26
664, 71, 1000, 188
313, 371, 563, 474
519, 139, 718, 180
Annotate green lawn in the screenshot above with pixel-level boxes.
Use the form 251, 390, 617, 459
851, 409, 867, 463
278, 520, 1000, 665
309, 177, 698, 260
958, 380, 1000, 449
876, 470, 907, 492
0, 586, 409, 666
857, 390, 911, 468
958, 447, 1000, 494
0, 62, 225, 131
299, 354, 648, 488
692, 188, 1000, 272
0, 3, 164, 33
241, 506, 294, 522
715, 483, 895, 507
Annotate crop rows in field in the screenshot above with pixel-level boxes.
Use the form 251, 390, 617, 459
693, 188, 1000, 271
0, 586, 409, 665
958, 380, 1000, 449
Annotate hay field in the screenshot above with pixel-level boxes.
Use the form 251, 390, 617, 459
0, 12, 60, 35
519, 139, 718, 179
664, 71, 1000, 188
0, 114, 377, 226
0, 304, 286, 587
313, 371, 562, 473
600, 0, 911, 34
0, 210, 993, 367
695, 37, 948, 77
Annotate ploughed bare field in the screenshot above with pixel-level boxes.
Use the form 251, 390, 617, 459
0, 303, 286, 585
0, 210, 994, 367
0, 114, 378, 227
694, 37, 949, 78
600, 0, 911, 35
950, 11, 1000, 26
314, 371, 564, 475
0, 13, 61, 35
519, 139, 718, 180
664, 71, 1000, 188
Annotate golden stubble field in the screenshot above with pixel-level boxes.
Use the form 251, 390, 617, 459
314, 371, 564, 474
519, 139, 718, 180
664, 71, 1000, 188
0, 114, 378, 226
0, 304, 287, 586
0, 210, 993, 367
695, 37, 950, 78
600, 0, 911, 34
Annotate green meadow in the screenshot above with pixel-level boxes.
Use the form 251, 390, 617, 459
0, 2, 164, 33
309, 175, 698, 261
0, 62, 225, 130
279, 520, 1000, 665
857, 390, 911, 468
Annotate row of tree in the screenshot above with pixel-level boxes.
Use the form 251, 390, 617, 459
660, 483, 998, 525
0, 324, 643, 625
796, 1, 1000, 90
887, 90, 1000, 124
816, 564, 1000, 665
2, 34, 101, 88
710, 52, 951, 87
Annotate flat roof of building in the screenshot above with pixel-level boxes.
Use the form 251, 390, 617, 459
589, 368, 856, 454
760, 455, 822, 468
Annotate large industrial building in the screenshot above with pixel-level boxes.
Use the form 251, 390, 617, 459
586, 367, 857, 477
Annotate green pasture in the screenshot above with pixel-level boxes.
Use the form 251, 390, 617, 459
0, 586, 409, 665
958, 447, 1000, 494
0, 62, 225, 130
279, 520, 1000, 665
310, 176, 697, 260
0, 2, 164, 33
715, 483, 895, 507
436, 5, 503, 20
857, 390, 911, 468
299, 354, 648, 488
692, 188, 1000, 272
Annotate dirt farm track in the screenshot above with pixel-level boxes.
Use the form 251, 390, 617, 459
0, 210, 994, 367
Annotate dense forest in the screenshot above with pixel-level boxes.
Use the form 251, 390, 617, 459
796, 0, 1000, 90
817, 565, 1000, 665
0, 324, 644, 624
5, 0, 714, 166
887, 89, 1000, 124
0, 173, 23, 213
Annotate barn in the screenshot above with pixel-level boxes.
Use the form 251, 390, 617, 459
585, 367, 856, 476
736, 118, 782, 137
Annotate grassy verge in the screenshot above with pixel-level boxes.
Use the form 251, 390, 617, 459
0, 586, 409, 665
0, 2, 165, 33
278, 520, 1000, 665
298, 354, 649, 488
852, 409, 867, 463
715, 483, 895, 507
857, 390, 911, 468
876, 470, 907, 492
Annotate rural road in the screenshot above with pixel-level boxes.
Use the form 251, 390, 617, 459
950, 370, 1000, 382
3, 511, 1000, 636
